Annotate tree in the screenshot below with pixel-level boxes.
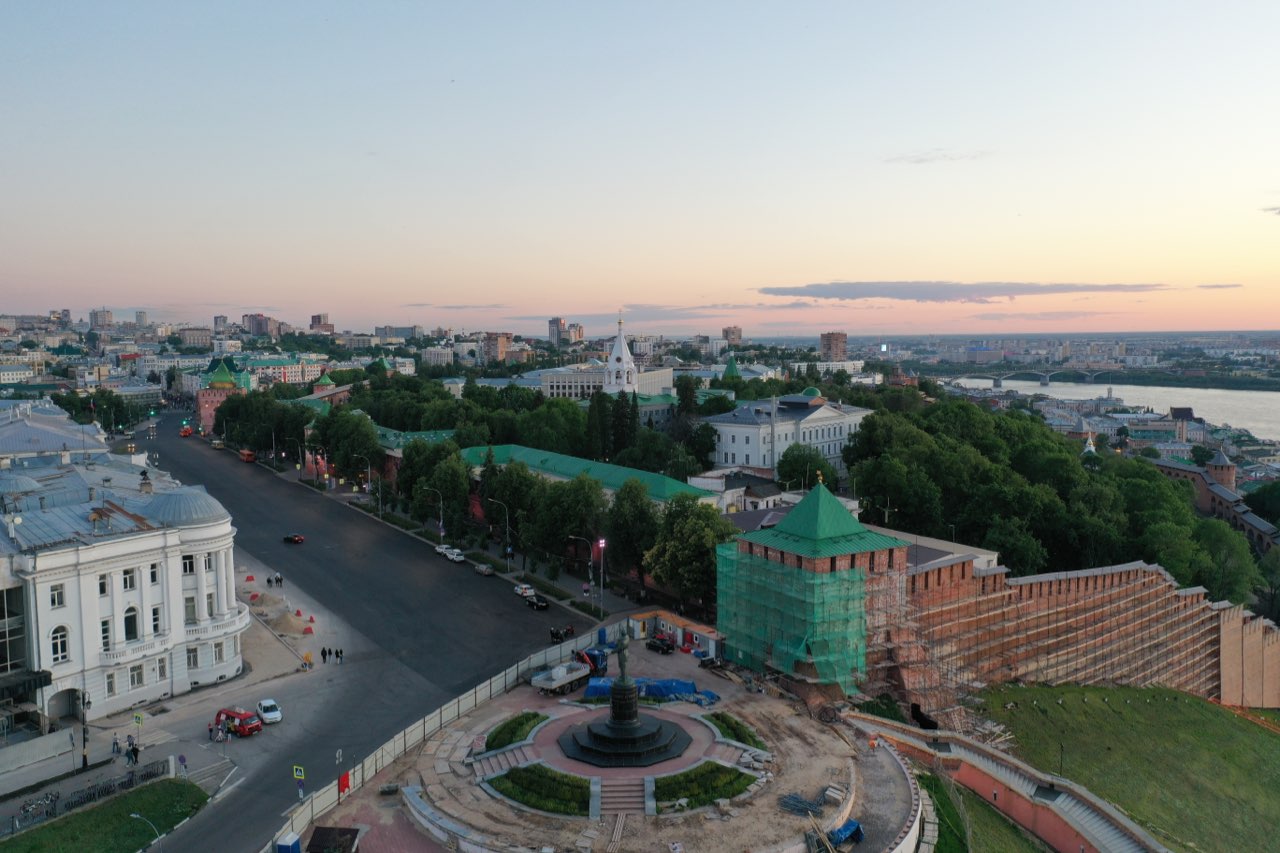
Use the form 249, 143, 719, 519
1190, 445, 1215, 466
427, 454, 471, 538
646, 493, 738, 608
776, 444, 838, 492
1245, 481, 1280, 525
1257, 548, 1280, 621
675, 375, 699, 417
982, 516, 1048, 576
586, 392, 612, 460
1193, 518, 1260, 603
605, 479, 660, 590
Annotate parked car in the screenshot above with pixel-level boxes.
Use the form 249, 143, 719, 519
526, 594, 550, 610
434, 543, 452, 555
282, 534, 305, 544
513, 583, 535, 597
445, 548, 467, 563
256, 699, 283, 724
473, 561, 495, 576
646, 636, 676, 654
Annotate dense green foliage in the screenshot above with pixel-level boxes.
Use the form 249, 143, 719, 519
981, 684, 1280, 852
705, 712, 766, 748
842, 399, 1261, 601
646, 492, 739, 606
1245, 480, 1280, 526
50, 389, 150, 432
214, 389, 313, 460
856, 693, 908, 723
4, 779, 206, 853
488, 764, 590, 815
485, 711, 548, 751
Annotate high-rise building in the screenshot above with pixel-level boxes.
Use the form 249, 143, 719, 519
89, 308, 114, 330
310, 313, 335, 335
242, 313, 281, 339
548, 317, 566, 346
483, 332, 513, 363
566, 322, 585, 344
723, 325, 743, 346
213, 315, 228, 333
135, 310, 148, 327
819, 331, 847, 362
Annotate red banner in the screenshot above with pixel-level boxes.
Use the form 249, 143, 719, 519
338, 771, 350, 794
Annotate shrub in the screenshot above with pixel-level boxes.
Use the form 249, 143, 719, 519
485, 711, 547, 751
655, 761, 755, 809
857, 693, 908, 724
570, 600, 608, 618
489, 764, 590, 816
706, 712, 766, 749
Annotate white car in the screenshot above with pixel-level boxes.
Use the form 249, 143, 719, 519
434, 543, 452, 555
514, 583, 535, 597
256, 699, 283, 724
445, 549, 467, 563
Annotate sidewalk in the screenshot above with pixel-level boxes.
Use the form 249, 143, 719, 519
0, 549, 312, 810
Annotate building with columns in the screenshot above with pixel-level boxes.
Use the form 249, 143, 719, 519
539, 316, 672, 399
0, 410, 248, 735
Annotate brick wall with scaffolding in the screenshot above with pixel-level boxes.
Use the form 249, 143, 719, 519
716, 541, 867, 694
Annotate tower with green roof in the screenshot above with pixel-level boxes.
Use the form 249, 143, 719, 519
716, 483, 908, 694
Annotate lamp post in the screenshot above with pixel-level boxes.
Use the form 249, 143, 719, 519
284, 437, 303, 480
80, 689, 91, 770
567, 535, 592, 601
130, 812, 163, 850
597, 538, 607, 615
487, 498, 511, 573
423, 486, 443, 539
352, 453, 381, 517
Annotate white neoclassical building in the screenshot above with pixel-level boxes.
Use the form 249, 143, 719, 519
701, 388, 873, 481
539, 317, 673, 399
0, 405, 248, 734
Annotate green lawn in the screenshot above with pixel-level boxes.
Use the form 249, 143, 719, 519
5, 779, 207, 853
955, 786, 1049, 853
978, 684, 1280, 852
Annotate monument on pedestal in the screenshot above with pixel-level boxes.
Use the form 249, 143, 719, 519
557, 624, 692, 767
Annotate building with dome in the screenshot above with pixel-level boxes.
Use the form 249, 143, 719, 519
701, 388, 873, 482
538, 316, 673, 400
0, 405, 248, 750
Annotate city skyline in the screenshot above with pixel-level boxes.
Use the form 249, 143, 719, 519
3, 3, 1278, 336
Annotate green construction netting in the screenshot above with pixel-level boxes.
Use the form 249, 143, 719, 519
716, 542, 866, 694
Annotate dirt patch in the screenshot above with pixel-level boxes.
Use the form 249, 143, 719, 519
269, 611, 307, 635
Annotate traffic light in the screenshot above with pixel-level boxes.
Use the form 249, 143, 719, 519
149, 410, 155, 417
182, 419, 189, 426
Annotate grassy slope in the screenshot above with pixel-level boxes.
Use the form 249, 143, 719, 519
955, 786, 1049, 853
6, 779, 207, 853
978, 684, 1280, 853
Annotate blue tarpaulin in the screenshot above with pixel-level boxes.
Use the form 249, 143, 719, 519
827, 819, 864, 845
583, 677, 720, 706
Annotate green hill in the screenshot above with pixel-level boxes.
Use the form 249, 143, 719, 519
978, 684, 1280, 853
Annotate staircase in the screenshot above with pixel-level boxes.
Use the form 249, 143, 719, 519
598, 778, 646, 815
186, 757, 234, 794
471, 745, 537, 778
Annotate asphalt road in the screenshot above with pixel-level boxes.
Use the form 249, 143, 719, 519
145, 417, 593, 851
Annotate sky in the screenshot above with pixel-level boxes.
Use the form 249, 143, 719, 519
3, 2, 1278, 339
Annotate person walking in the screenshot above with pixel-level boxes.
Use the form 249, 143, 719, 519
267, 576, 273, 589
276, 572, 283, 588
208, 721, 214, 741
112, 733, 120, 754
337, 648, 343, 664
130, 745, 140, 766
321, 648, 328, 664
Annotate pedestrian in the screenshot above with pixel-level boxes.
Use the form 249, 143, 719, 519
131, 745, 140, 765
582, 582, 590, 598
208, 721, 214, 741
321, 647, 328, 664
277, 572, 283, 588
126, 733, 134, 751
267, 576, 273, 589
112, 733, 120, 754
337, 648, 343, 664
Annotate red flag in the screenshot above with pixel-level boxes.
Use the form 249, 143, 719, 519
338, 771, 350, 794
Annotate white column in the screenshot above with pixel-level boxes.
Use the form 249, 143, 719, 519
195, 557, 209, 620
138, 567, 151, 639
223, 549, 235, 614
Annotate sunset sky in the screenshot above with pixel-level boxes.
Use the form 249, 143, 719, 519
3, 2, 1277, 338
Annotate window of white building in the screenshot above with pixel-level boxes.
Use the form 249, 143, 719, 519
186, 647, 198, 669
184, 597, 196, 625
150, 563, 159, 584
122, 569, 136, 591
106, 671, 116, 696
182, 555, 194, 575
214, 641, 224, 664
152, 606, 161, 634
51, 626, 69, 663
100, 620, 110, 652
98, 575, 108, 596
157, 657, 167, 679
129, 664, 144, 689
124, 607, 139, 642
50, 584, 65, 608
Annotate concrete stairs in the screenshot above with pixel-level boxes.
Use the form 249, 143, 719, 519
598, 778, 646, 815
472, 745, 537, 779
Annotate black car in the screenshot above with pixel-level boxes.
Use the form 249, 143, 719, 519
282, 534, 305, 544
526, 594, 550, 610
646, 636, 675, 654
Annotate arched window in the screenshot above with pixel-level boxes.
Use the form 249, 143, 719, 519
626, 370, 632, 383
51, 627, 69, 663
124, 607, 139, 642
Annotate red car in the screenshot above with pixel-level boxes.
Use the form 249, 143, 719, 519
283, 534, 305, 544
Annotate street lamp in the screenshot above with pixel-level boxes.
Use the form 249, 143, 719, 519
130, 812, 162, 850
284, 437, 303, 480
597, 538, 607, 615
352, 453, 381, 517
487, 498, 511, 573
80, 689, 92, 770
423, 486, 443, 539
567, 535, 592, 601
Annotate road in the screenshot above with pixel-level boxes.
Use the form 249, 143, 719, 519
146, 417, 593, 851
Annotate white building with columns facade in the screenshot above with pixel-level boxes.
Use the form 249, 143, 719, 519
1, 410, 248, 730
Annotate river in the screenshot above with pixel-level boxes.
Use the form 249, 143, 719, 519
951, 379, 1280, 442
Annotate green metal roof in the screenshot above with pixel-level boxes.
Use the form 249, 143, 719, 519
740, 484, 907, 558
722, 356, 741, 379
314, 374, 335, 386
459, 444, 713, 502
375, 426, 455, 450
291, 398, 331, 416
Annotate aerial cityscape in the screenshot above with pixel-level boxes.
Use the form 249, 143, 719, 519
3, 4, 1280, 853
